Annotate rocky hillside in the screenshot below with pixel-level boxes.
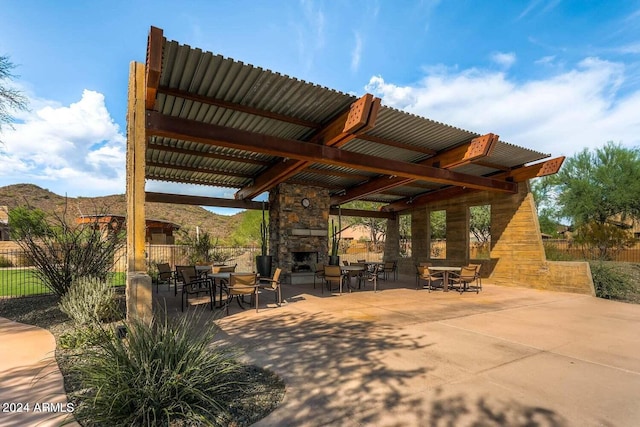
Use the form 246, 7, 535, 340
0, 184, 244, 241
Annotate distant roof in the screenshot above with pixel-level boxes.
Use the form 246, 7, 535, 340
141, 27, 562, 213
76, 214, 180, 230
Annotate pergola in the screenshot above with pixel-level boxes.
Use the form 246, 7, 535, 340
125, 27, 591, 319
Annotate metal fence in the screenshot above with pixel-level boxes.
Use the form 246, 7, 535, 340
0, 242, 389, 299
543, 239, 640, 263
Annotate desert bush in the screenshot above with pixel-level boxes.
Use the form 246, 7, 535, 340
59, 276, 120, 326
70, 310, 242, 426
543, 242, 577, 261
590, 262, 635, 300
59, 325, 114, 349
9, 204, 124, 297
0, 255, 12, 267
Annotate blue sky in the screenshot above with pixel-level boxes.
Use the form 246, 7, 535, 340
1, 0, 640, 210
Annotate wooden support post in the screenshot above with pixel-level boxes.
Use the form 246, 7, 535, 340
126, 61, 152, 321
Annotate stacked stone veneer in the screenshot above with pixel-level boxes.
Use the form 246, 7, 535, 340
269, 183, 330, 281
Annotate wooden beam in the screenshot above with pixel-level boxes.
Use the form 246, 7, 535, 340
382, 156, 565, 213
330, 133, 499, 205
157, 86, 321, 130
329, 207, 395, 219
146, 112, 518, 193
148, 142, 270, 166
145, 26, 163, 110
146, 192, 267, 210
233, 94, 380, 200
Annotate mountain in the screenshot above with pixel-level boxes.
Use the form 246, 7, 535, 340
0, 184, 244, 241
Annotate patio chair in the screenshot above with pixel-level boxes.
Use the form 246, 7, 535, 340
364, 263, 381, 292
357, 259, 366, 263
449, 266, 481, 294
417, 266, 445, 292
382, 261, 395, 280
314, 263, 325, 293
415, 263, 432, 288
258, 267, 282, 306
468, 263, 483, 292
174, 265, 192, 296
225, 272, 259, 315
154, 263, 175, 294
348, 262, 367, 289
324, 265, 345, 294
213, 264, 237, 286
180, 266, 214, 312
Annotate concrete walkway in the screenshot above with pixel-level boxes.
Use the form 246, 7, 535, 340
0, 317, 77, 427
1, 276, 639, 426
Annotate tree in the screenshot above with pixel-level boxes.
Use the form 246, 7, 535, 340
340, 200, 387, 245
531, 179, 562, 237
9, 204, 125, 297
546, 142, 640, 258
469, 205, 491, 245
0, 55, 28, 134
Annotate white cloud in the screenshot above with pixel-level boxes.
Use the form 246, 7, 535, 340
351, 32, 363, 72
365, 57, 640, 157
0, 89, 126, 196
491, 52, 516, 68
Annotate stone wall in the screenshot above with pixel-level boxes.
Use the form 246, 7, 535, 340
269, 183, 330, 281
408, 182, 594, 294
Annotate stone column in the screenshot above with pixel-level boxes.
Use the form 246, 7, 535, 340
383, 214, 400, 262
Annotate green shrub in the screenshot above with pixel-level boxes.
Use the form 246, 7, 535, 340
0, 255, 13, 267
59, 325, 114, 349
70, 310, 242, 426
590, 262, 635, 300
543, 242, 576, 261
59, 276, 121, 326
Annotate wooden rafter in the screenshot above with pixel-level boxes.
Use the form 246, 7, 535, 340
145, 26, 163, 110
148, 142, 270, 166
157, 86, 321, 130
233, 94, 381, 200
146, 161, 252, 178
381, 156, 565, 213
145, 112, 517, 193
146, 192, 266, 210
330, 133, 499, 206
148, 175, 243, 188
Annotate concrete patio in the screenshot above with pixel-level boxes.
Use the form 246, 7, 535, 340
2, 274, 639, 426
169, 274, 640, 426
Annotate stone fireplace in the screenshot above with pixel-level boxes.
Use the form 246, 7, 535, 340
269, 183, 329, 284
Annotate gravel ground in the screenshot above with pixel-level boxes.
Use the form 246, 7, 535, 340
0, 294, 285, 426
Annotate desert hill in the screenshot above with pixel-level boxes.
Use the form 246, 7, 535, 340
0, 184, 244, 241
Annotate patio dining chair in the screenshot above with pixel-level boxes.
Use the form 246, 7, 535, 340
258, 267, 282, 306
364, 263, 381, 292
154, 263, 175, 294
324, 265, 345, 294
225, 272, 259, 315
449, 266, 481, 294
467, 263, 483, 292
382, 261, 395, 280
416, 265, 446, 292
179, 266, 214, 312
314, 263, 325, 293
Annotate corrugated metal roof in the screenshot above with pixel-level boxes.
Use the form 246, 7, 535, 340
144, 32, 554, 207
